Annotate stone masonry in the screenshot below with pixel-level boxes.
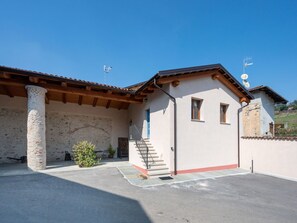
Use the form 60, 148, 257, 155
26, 85, 47, 170
242, 103, 261, 136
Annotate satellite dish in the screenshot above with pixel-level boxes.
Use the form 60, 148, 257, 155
242, 80, 250, 88
241, 57, 252, 89
241, 73, 248, 80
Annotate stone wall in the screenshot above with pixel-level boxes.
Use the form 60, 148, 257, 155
0, 95, 128, 164
242, 103, 261, 136
46, 112, 112, 161
0, 107, 27, 163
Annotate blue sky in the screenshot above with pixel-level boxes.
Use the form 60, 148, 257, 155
0, 0, 296, 101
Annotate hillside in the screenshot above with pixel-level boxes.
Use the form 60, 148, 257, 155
275, 111, 297, 136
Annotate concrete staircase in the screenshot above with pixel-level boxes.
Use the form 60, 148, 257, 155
136, 138, 171, 178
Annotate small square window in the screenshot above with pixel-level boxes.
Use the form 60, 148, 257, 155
192, 98, 203, 120
220, 104, 229, 123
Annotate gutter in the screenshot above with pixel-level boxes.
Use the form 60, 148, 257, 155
237, 103, 249, 167
153, 79, 177, 175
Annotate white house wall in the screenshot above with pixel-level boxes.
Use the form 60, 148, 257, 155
170, 76, 241, 173
256, 92, 275, 135
0, 95, 128, 163
128, 86, 172, 171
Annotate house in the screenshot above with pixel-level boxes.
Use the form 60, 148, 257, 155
0, 64, 253, 177
242, 85, 287, 137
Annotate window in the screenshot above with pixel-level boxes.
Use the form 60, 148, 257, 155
220, 104, 229, 123
191, 98, 203, 120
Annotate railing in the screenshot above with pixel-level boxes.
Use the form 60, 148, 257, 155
129, 124, 154, 169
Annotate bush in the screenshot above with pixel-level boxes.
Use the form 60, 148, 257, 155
108, 144, 116, 158
72, 141, 98, 167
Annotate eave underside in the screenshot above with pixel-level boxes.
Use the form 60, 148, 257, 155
0, 70, 142, 110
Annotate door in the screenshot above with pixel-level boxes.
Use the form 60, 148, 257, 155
146, 109, 150, 138
118, 137, 128, 158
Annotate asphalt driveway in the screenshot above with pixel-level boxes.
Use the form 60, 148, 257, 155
0, 167, 296, 223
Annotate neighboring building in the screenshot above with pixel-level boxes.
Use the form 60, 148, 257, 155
0, 64, 253, 177
242, 85, 287, 137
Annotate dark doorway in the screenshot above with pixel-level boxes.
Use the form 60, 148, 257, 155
118, 137, 128, 158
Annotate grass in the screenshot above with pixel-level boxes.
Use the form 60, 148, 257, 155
275, 111, 297, 136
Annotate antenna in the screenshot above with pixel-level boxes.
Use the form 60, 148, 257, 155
103, 65, 112, 73
103, 65, 112, 84
243, 57, 253, 73
241, 57, 252, 89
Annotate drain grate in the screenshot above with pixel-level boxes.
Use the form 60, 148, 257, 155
159, 176, 173, 180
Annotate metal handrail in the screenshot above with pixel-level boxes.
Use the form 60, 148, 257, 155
129, 124, 154, 169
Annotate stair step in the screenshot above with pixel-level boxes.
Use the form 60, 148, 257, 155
142, 159, 164, 163
143, 155, 159, 159
138, 152, 157, 155
138, 148, 155, 151
148, 163, 166, 167
148, 167, 169, 171
149, 173, 171, 178
135, 144, 153, 148
147, 169, 171, 177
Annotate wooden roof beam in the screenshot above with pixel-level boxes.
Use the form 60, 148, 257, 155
106, 100, 111, 109
0, 80, 142, 104
78, 95, 83, 105
118, 102, 125, 110
157, 71, 216, 85
45, 94, 49, 104
143, 89, 154, 94
172, 80, 180, 87
62, 93, 67, 104
1, 85, 14, 97
0, 72, 11, 79
147, 86, 157, 91
92, 98, 98, 107
29, 76, 39, 83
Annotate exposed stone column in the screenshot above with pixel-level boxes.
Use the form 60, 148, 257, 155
25, 85, 47, 170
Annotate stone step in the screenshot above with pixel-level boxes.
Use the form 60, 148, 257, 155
148, 163, 167, 167
138, 152, 157, 155
135, 144, 153, 148
142, 159, 164, 163
143, 155, 159, 159
147, 169, 171, 177
137, 148, 155, 152
148, 166, 169, 171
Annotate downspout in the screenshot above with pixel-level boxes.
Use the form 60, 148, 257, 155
237, 102, 249, 167
153, 79, 177, 175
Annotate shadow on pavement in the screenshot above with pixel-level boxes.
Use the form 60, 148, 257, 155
0, 173, 151, 223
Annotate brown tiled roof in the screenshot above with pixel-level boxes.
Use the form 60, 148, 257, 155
0, 65, 132, 93
135, 63, 254, 100
249, 85, 288, 104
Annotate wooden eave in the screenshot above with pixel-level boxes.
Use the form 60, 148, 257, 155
135, 65, 253, 103
0, 69, 142, 109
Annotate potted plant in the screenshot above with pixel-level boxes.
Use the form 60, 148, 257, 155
108, 144, 116, 158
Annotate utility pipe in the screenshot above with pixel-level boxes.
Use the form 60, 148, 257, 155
153, 79, 177, 175
237, 103, 249, 167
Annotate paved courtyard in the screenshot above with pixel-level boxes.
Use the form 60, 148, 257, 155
0, 165, 296, 223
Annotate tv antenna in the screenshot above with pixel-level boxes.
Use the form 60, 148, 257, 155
241, 57, 252, 89
103, 65, 112, 84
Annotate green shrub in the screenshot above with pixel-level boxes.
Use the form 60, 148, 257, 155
108, 144, 116, 158
72, 141, 98, 167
